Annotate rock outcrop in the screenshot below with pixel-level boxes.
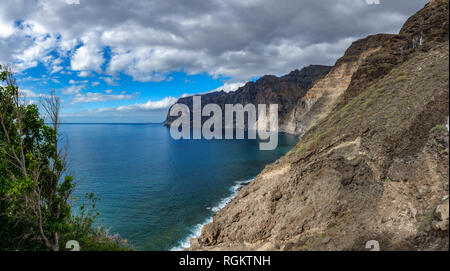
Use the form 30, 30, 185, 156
282, 34, 393, 134
343, 0, 449, 102
190, 0, 449, 251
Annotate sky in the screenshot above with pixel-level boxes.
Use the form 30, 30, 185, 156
0, 0, 428, 123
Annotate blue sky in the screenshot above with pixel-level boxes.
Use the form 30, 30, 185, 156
17, 59, 232, 122
0, 0, 428, 123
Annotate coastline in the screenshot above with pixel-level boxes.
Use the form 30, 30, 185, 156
170, 178, 254, 251
168, 132, 298, 251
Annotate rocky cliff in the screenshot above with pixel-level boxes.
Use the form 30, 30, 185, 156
191, 0, 449, 251
165, 65, 332, 132
282, 34, 393, 134
165, 34, 394, 136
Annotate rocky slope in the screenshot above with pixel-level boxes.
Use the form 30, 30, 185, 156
190, 0, 449, 251
282, 34, 393, 134
165, 65, 332, 132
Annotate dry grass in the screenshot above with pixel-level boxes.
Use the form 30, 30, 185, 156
292, 42, 449, 157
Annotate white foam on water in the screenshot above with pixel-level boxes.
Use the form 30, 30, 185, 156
170, 217, 213, 251
170, 178, 254, 251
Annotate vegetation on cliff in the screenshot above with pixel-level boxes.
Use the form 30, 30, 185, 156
0, 65, 130, 251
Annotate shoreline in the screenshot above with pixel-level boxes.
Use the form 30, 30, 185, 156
170, 178, 254, 251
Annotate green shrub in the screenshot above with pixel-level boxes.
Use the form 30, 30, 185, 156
419, 208, 435, 231
61, 193, 132, 251
396, 75, 407, 82
430, 124, 448, 134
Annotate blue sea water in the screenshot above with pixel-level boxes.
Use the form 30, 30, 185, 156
61, 123, 297, 250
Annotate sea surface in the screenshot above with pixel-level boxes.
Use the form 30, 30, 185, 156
61, 123, 297, 250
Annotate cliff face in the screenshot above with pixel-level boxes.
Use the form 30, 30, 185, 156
165, 65, 332, 132
282, 34, 393, 134
165, 34, 393, 135
343, 0, 449, 102
191, 0, 449, 251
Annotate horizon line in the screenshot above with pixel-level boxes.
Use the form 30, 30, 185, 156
52, 122, 165, 125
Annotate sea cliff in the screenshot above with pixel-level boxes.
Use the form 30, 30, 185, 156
188, 0, 449, 251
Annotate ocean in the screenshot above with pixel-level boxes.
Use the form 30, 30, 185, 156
61, 123, 297, 250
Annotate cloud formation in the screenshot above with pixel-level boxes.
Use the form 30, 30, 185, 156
19, 88, 45, 98
71, 92, 136, 104
0, 0, 428, 83
62, 84, 84, 95
114, 97, 178, 112
62, 96, 178, 119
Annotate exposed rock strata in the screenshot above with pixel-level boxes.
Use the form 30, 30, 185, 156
190, 0, 449, 251
282, 34, 392, 134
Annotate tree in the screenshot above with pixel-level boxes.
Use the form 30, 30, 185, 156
0, 64, 73, 251
0, 65, 130, 251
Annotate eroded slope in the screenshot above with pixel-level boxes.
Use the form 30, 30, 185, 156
191, 41, 449, 252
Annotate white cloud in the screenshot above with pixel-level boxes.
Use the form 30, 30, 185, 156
19, 88, 45, 98
77, 71, 90, 77
12, 31, 59, 72
71, 92, 135, 104
66, 0, 81, 4
0, 20, 14, 38
1, 0, 428, 83
71, 45, 104, 72
62, 84, 84, 95
208, 81, 246, 93
62, 96, 178, 119
115, 96, 178, 111
69, 79, 89, 84
70, 31, 105, 73
99, 76, 119, 86
50, 65, 63, 74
